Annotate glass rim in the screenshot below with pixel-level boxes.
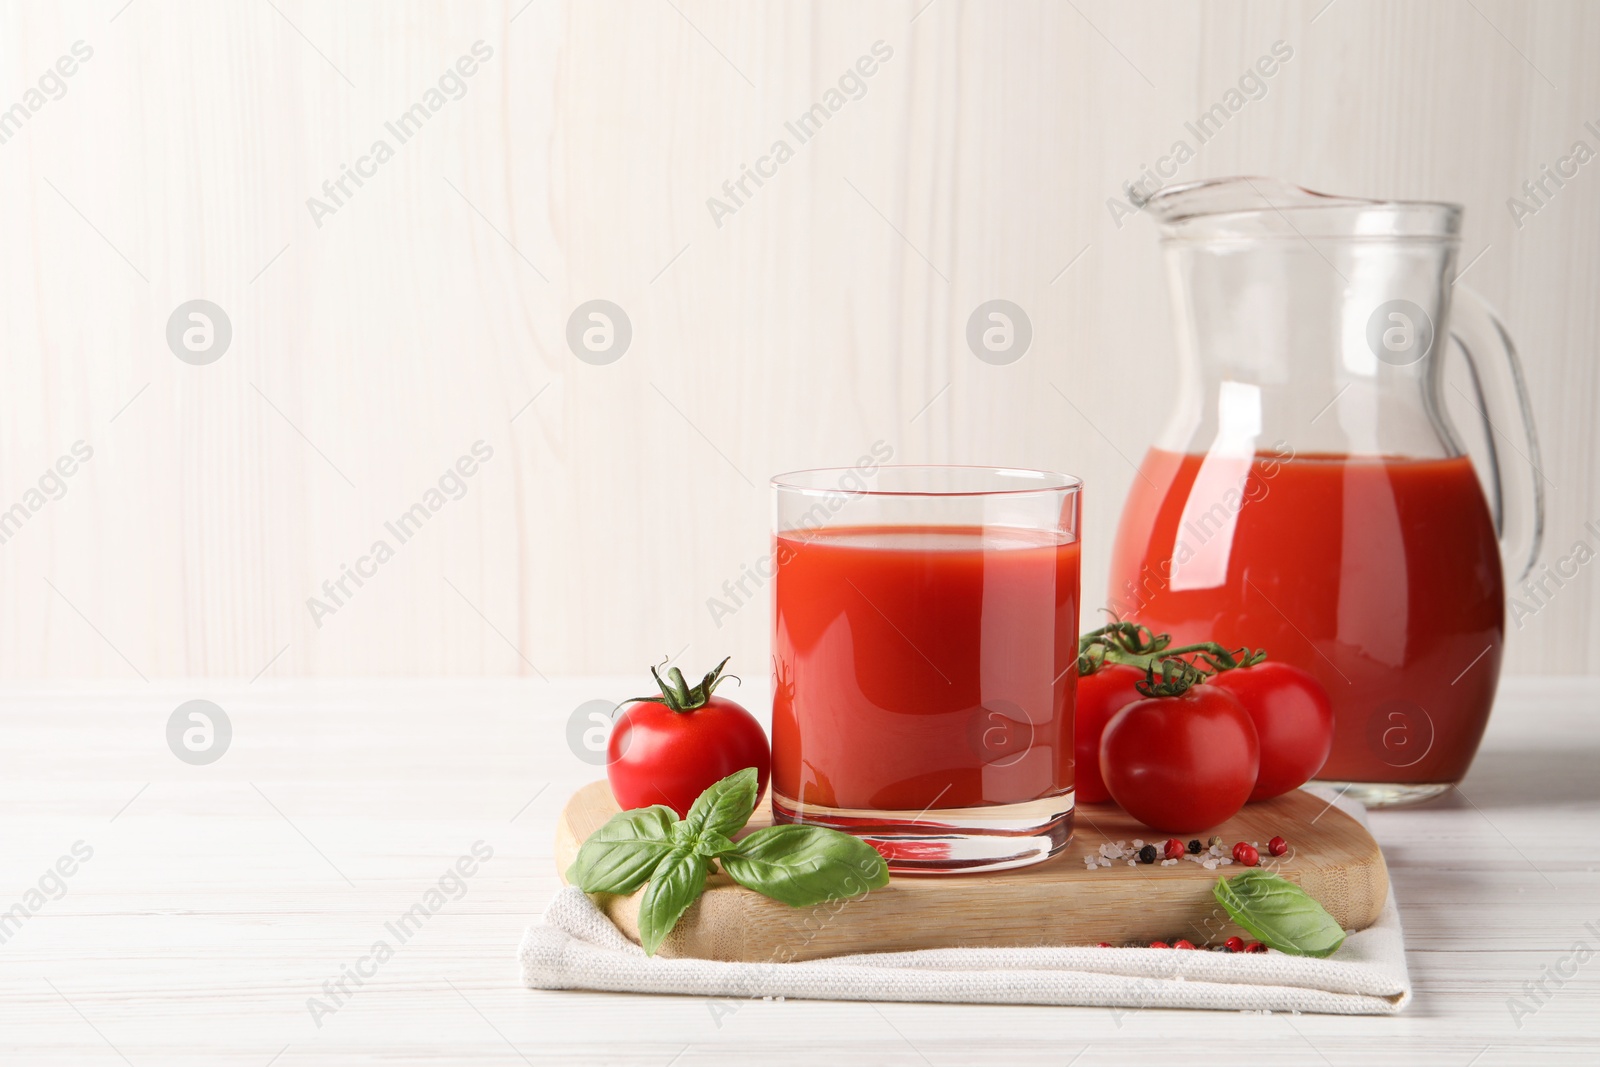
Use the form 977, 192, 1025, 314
771, 463, 1082, 498
1138, 176, 1463, 242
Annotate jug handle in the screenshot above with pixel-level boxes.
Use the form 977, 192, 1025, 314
1447, 285, 1545, 584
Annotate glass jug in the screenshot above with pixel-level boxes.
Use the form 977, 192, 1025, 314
1107, 177, 1543, 808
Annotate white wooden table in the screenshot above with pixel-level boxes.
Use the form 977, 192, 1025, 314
3, 677, 1595, 1065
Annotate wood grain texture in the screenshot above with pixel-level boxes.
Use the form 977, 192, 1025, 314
0, 676, 1594, 1064
554, 780, 1387, 961
0, 1, 1596, 680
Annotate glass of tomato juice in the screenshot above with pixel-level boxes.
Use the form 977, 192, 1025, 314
770, 465, 1082, 873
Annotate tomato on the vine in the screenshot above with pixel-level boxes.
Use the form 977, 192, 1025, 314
1074, 664, 1147, 804
1209, 661, 1334, 801
607, 658, 771, 818
1100, 681, 1259, 833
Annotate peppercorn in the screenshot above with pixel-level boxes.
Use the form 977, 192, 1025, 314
1187, 839, 1203, 854
1208, 835, 1225, 850
1163, 838, 1185, 860
1150, 940, 1170, 949
1245, 941, 1267, 954
1096, 942, 1112, 948
1268, 835, 1288, 856
1173, 939, 1197, 950
1232, 842, 1260, 867
1138, 844, 1158, 864
1225, 936, 1245, 953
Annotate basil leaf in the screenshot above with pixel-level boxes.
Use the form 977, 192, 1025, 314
565, 805, 676, 894
638, 847, 709, 955
688, 825, 736, 857
672, 824, 735, 858
720, 824, 890, 906
683, 767, 760, 841
1213, 869, 1348, 958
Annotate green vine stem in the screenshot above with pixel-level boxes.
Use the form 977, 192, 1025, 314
1077, 615, 1266, 696
1076, 620, 1169, 675
622, 656, 739, 713
1157, 642, 1267, 674
1134, 656, 1209, 697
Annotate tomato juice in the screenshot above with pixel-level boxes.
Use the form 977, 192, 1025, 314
772, 525, 1080, 814
1108, 449, 1503, 785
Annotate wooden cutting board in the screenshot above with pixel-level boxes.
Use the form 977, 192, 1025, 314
554, 781, 1388, 963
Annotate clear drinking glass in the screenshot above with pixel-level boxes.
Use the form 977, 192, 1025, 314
770, 465, 1082, 873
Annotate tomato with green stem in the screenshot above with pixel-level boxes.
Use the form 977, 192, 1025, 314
607, 658, 771, 818
1076, 622, 1260, 809
1099, 660, 1260, 833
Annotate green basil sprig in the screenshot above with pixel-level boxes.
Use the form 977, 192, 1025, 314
1213, 869, 1348, 958
566, 768, 890, 955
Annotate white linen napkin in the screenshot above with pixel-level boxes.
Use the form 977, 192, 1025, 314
519, 790, 1411, 1015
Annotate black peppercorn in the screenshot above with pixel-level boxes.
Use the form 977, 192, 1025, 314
1187, 839, 1202, 854
1138, 844, 1157, 864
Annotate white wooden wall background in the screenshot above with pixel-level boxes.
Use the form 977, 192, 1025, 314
0, 0, 1595, 681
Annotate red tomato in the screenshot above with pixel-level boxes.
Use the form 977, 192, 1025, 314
1210, 662, 1334, 801
607, 658, 770, 817
1074, 664, 1147, 804
1100, 685, 1259, 833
